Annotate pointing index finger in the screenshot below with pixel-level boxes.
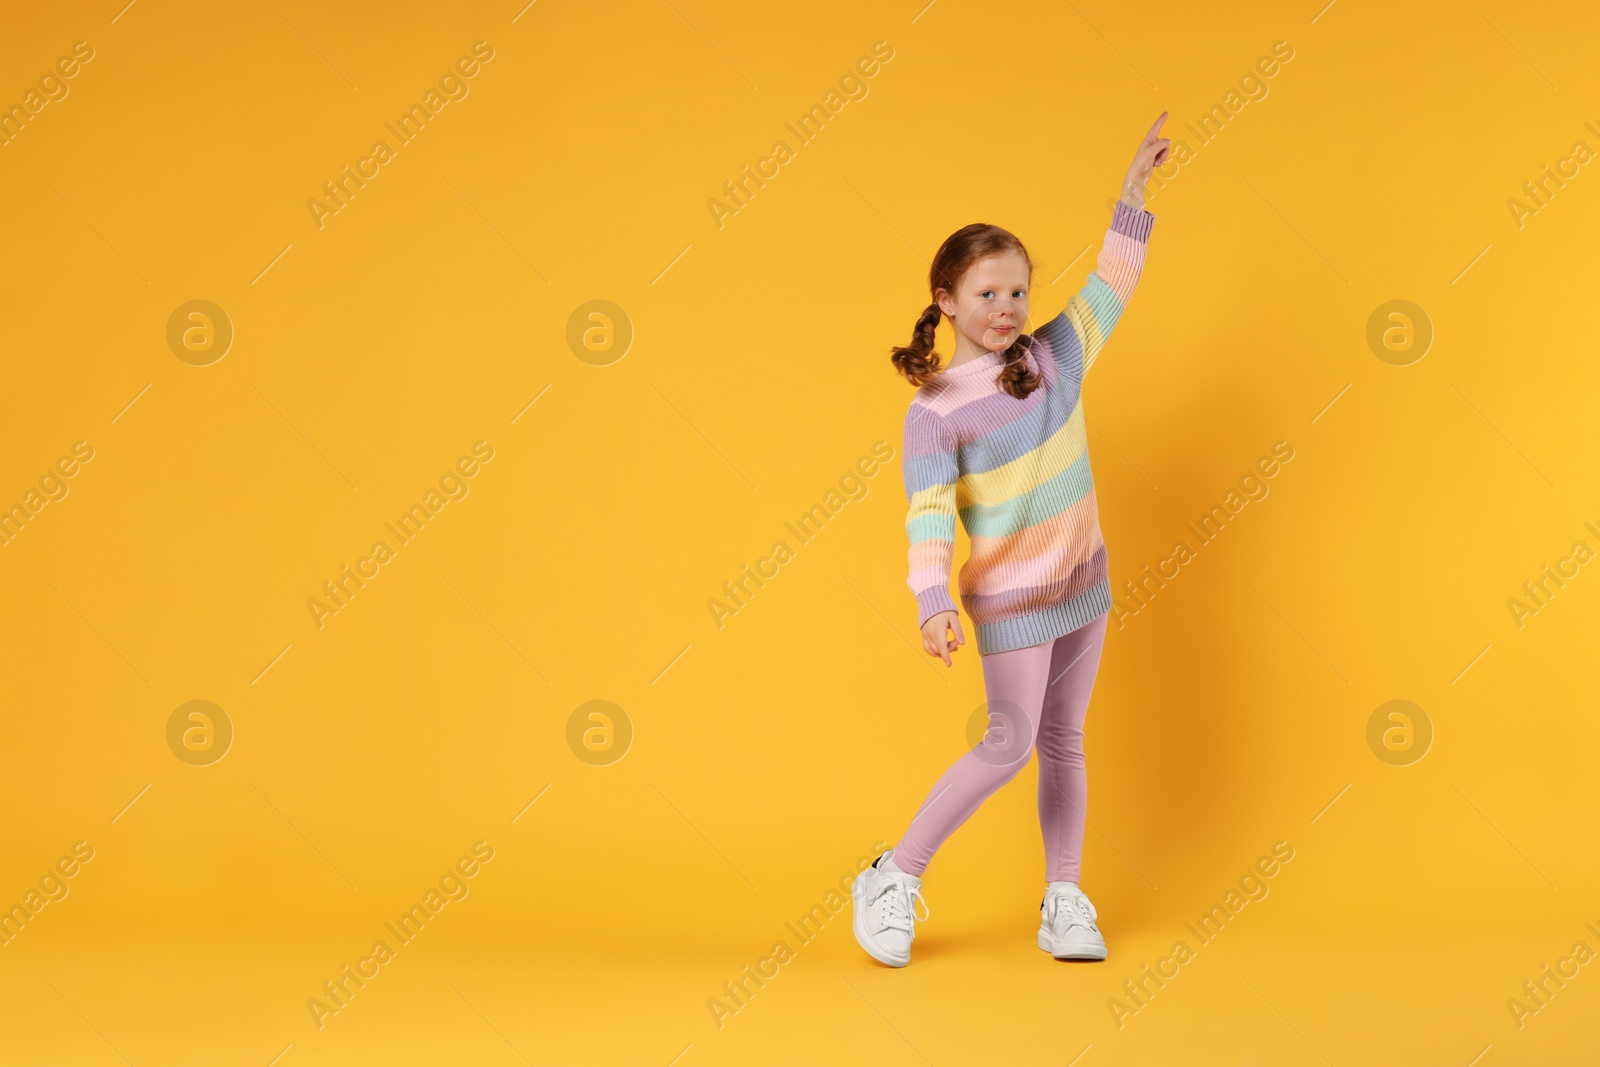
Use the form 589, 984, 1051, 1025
1144, 111, 1169, 142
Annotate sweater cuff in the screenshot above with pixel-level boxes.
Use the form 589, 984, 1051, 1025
1112, 199, 1155, 242
916, 586, 958, 627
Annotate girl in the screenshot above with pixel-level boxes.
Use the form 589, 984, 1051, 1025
852, 114, 1169, 967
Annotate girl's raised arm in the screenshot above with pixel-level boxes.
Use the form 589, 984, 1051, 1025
1035, 113, 1168, 379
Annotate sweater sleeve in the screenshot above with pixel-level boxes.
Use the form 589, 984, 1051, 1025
903, 402, 960, 627
1035, 199, 1155, 379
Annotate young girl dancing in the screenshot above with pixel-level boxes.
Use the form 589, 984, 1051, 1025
852, 113, 1169, 967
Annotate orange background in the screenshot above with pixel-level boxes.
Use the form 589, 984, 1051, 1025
2, 0, 1598, 1063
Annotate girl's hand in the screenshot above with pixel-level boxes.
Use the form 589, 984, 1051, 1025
921, 610, 965, 666
1119, 112, 1171, 211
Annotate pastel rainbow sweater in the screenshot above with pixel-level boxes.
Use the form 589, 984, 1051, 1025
903, 200, 1155, 655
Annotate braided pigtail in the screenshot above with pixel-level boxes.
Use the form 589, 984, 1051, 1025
996, 333, 1043, 399
889, 301, 944, 387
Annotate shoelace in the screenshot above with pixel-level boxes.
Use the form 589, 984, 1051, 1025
1047, 891, 1098, 933
872, 878, 930, 932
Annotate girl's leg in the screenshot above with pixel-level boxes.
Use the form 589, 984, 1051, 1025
890, 639, 1055, 877
1034, 613, 1108, 884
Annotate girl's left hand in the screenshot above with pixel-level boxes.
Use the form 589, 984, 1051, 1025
1120, 112, 1171, 211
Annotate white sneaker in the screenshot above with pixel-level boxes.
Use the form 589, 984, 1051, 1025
851, 849, 930, 967
1038, 884, 1107, 960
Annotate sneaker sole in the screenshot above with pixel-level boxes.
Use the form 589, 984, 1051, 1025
1037, 929, 1107, 960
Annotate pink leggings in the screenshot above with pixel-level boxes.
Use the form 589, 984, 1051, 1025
892, 613, 1108, 882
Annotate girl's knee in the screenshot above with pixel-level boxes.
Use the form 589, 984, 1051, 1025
975, 737, 1035, 779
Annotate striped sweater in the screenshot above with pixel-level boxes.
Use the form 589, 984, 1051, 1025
903, 199, 1155, 655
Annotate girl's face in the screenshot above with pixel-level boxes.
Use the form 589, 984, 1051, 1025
937, 249, 1030, 354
